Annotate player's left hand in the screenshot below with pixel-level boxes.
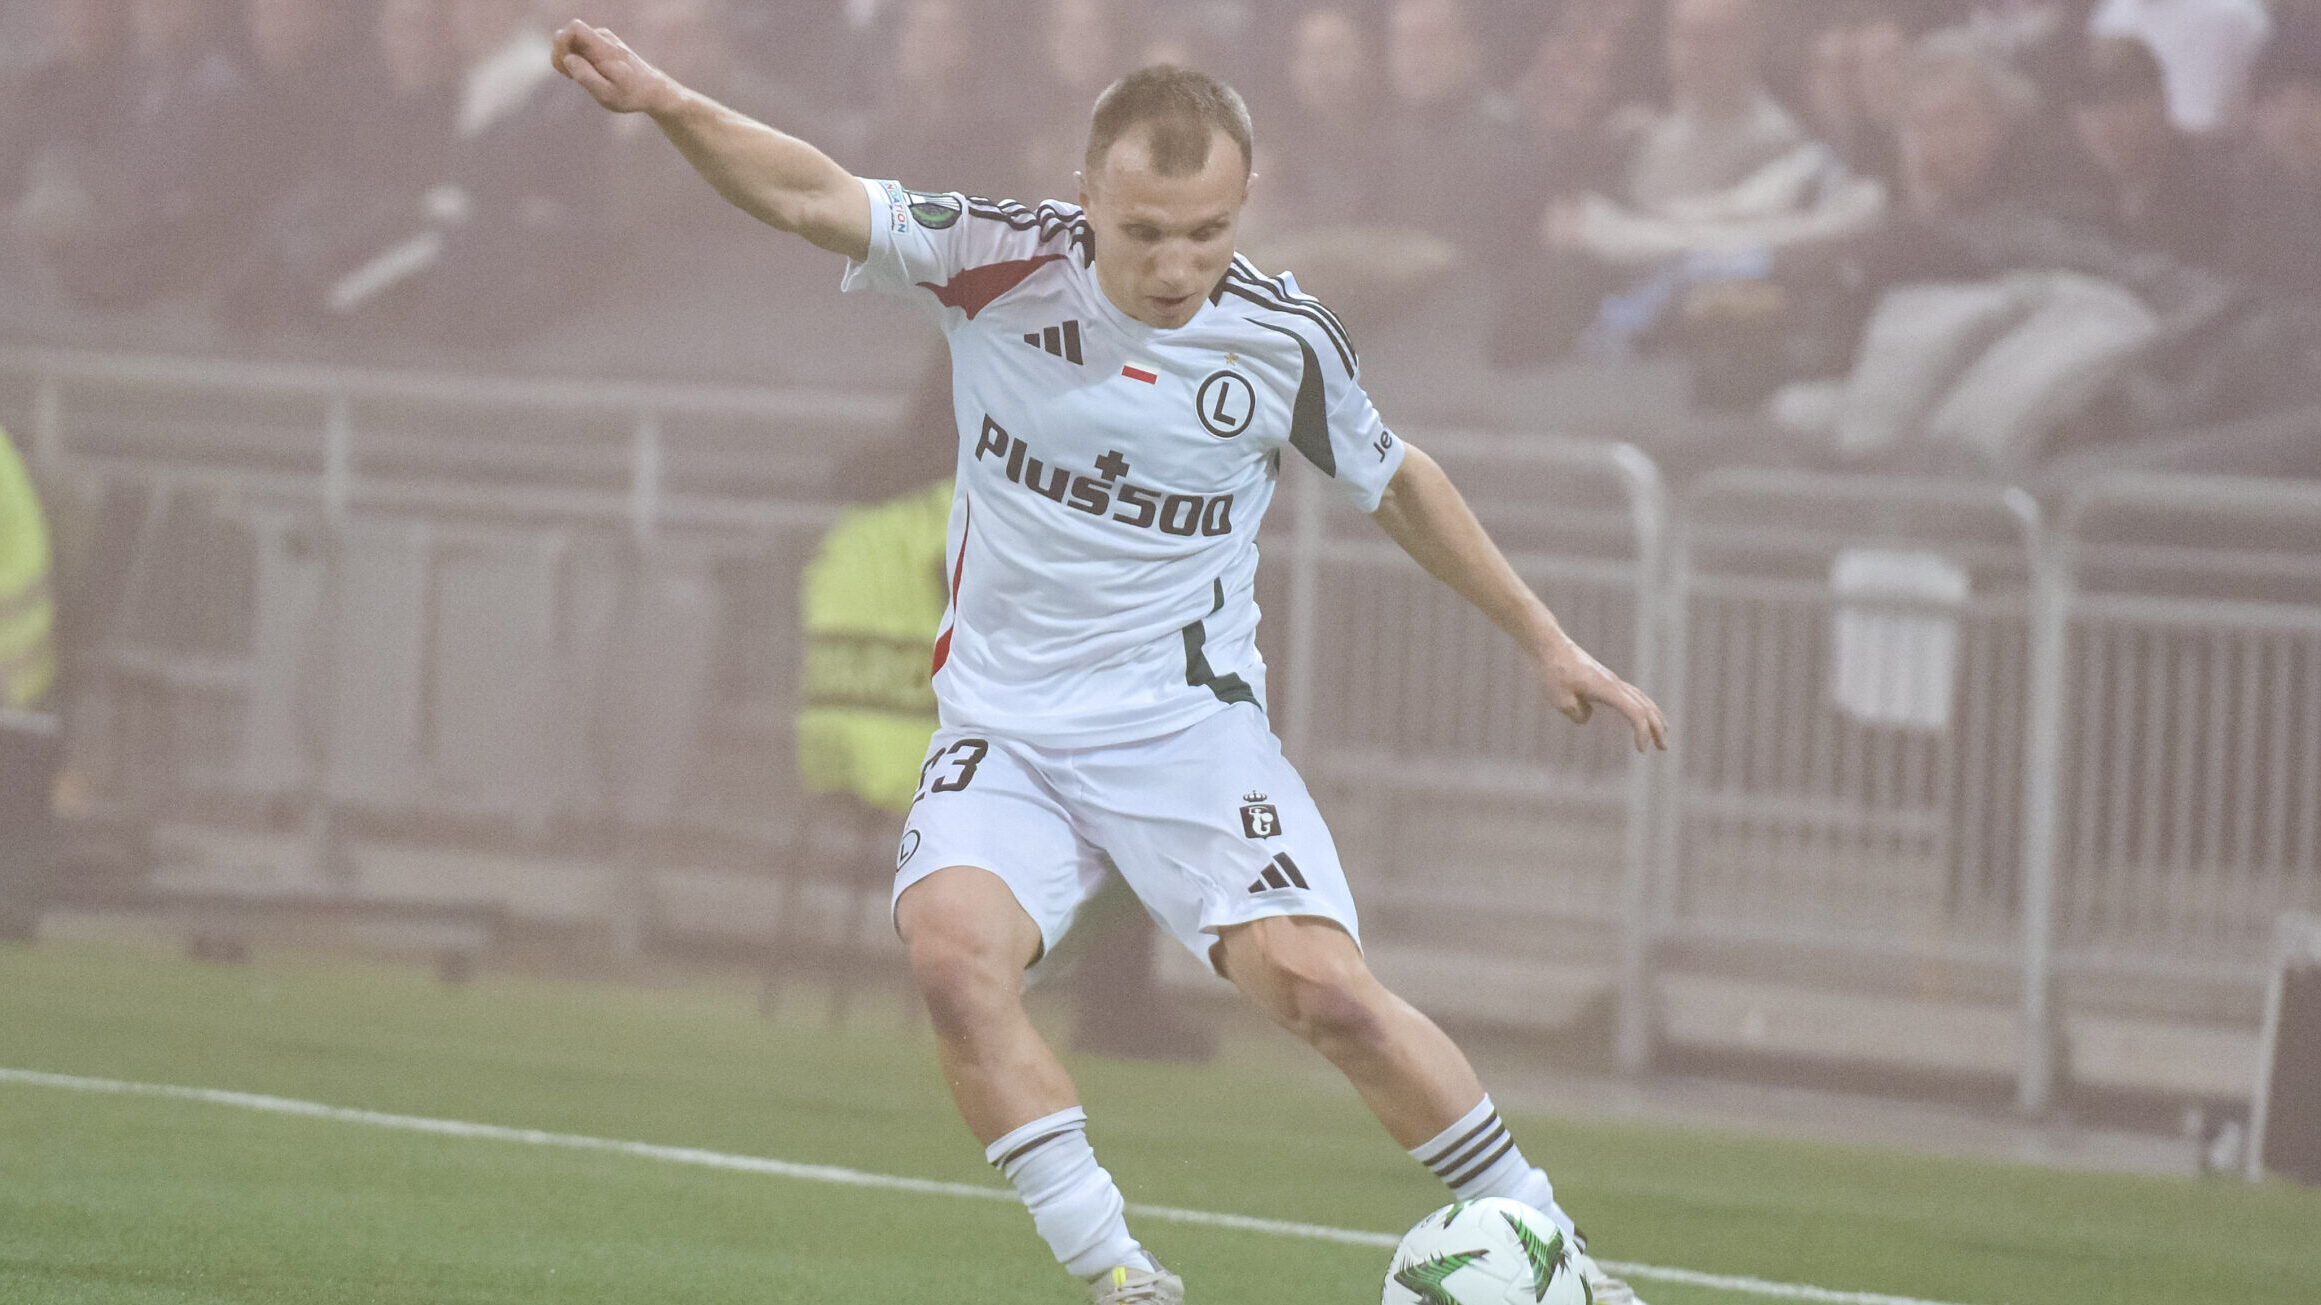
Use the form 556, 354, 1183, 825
1538, 638, 1668, 753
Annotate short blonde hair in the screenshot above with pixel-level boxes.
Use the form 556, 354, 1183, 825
1085, 64, 1255, 178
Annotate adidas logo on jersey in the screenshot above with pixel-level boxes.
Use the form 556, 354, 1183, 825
1021, 320, 1084, 365
974, 414, 1237, 537
1246, 853, 1308, 894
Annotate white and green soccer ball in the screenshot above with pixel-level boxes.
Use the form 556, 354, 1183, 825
1382, 1197, 1592, 1305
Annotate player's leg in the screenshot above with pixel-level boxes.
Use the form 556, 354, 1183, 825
1210, 917, 1580, 1232
891, 733, 1170, 1297
1075, 706, 1560, 1208
1207, 916, 1477, 1142
895, 864, 1074, 1138
1078, 706, 1625, 1295
1210, 918, 1643, 1301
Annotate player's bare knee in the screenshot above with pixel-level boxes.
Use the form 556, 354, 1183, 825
902, 918, 1016, 997
1279, 967, 1391, 1054
896, 868, 1039, 985
904, 939, 1027, 1045
1229, 927, 1390, 1051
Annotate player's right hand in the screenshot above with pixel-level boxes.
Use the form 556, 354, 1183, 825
552, 20, 678, 116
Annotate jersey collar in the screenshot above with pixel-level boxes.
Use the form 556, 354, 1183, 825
1083, 263, 1226, 340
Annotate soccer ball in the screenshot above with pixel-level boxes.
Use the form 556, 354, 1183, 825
1382, 1197, 1592, 1305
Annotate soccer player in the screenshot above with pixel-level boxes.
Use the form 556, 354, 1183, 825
552, 20, 1668, 1304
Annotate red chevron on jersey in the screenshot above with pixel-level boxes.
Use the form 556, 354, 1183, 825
918, 255, 1066, 320
931, 495, 972, 676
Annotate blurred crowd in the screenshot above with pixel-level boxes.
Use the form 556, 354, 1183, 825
3, 0, 2320, 475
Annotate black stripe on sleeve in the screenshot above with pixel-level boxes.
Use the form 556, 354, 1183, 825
966, 199, 1094, 263
1261, 270, 1355, 358
1221, 279, 1356, 377
1235, 256, 1356, 362
966, 202, 1037, 230
1228, 257, 1357, 369
1248, 321, 1335, 477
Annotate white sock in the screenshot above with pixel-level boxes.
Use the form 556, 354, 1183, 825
986, 1107, 1152, 1280
1408, 1096, 1579, 1239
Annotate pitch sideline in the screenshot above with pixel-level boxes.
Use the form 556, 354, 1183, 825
1, 1065, 1978, 1305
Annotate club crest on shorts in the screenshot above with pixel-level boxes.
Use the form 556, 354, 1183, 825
896, 828, 922, 869
1239, 791, 1282, 839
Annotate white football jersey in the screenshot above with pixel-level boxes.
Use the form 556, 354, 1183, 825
841, 177, 1406, 747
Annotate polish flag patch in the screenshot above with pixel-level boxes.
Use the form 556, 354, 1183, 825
1121, 362, 1159, 384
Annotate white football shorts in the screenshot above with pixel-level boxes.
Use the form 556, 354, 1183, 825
891, 703, 1361, 974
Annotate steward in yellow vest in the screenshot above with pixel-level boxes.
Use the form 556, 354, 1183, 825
791, 470, 1213, 1059
0, 424, 54, 714
1, 424, 60, 939
794, 479, 952, 813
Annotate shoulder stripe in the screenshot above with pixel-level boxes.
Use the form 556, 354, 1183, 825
1222, 265, 1355, 372
966, 198, 1093, 265
1255, 266, 1354, 358
1229, 254, 1353, 344
1228, 263, 1354, 363
966, 206, 1034, 227
966, 198, 1083, 229
1220, 279, 1355, 376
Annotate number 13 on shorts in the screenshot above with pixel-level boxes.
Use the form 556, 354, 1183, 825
916, 737, 990, 801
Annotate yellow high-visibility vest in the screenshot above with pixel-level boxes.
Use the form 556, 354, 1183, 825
0, 425, 55, 712
794, 479, 951, 813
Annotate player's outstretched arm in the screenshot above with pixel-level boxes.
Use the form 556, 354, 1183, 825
1371, 445, 1669, 753
551, 20, 869, 261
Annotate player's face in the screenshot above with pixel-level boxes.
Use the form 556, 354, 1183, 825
1079, 127, 1250, 331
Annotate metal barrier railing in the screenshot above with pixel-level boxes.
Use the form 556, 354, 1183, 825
2014, 473, 2321, 1111
4, 346, 896, 532
1, 349, 895, 955
1657, 469, 2044, 951
1655, 472, 2048, 1083
9, 348, 2321, 1113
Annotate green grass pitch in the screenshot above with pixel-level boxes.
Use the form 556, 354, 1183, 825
2, 937, 2317, 1304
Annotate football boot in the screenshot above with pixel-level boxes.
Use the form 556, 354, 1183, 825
1088, 1261, 1184, 1304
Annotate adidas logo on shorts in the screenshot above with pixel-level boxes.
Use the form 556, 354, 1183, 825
1246, 852, 1308, 895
